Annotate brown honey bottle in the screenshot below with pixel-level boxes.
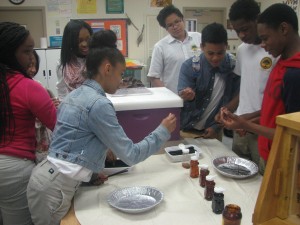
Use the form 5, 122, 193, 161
189, 155, 199, 178
199, 164, 209, 187
204, 175, 215, 201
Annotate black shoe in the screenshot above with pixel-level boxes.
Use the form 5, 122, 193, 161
223, 128, 233, 138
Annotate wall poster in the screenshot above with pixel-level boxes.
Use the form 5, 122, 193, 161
106, 0, 124, 14
83, 19, 128, 56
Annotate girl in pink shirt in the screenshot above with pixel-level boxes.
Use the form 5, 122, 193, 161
0, 22, 56, 225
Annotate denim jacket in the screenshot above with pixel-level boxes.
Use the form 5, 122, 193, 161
178, 53, 240, 132
48, 79, 170, 172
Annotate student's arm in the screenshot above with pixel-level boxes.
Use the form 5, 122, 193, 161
89, 100, 172, 166
178, 59, 196, 101
240, 110, 261, 124
220, 107, 275, 139
149, 77, 164, 87
224, 94, 239, 113
28, 80, 57, 131
215, 94, 239, 125
147, 44, 164, 87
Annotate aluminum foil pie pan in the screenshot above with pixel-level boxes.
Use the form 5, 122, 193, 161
212, 156, 258, 179
107, 186, 163, 213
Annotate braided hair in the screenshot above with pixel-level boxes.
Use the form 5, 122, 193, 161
0, 22, 30, 145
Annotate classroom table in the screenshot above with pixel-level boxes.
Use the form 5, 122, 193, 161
61, 138, 262, 225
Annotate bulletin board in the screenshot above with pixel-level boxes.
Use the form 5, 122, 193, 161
84, 19, 128, 56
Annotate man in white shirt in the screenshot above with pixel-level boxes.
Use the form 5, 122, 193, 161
228, 0, 277, 173
147, 5, 201, 93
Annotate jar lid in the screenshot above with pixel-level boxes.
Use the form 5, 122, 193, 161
214, 187, 225, 193
206, 175, 215, 181
191, 155, 198, 161
199, 164, 208, 169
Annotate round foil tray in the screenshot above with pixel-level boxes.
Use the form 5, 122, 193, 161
212, 156, 258, 179
107, 186, 163, 213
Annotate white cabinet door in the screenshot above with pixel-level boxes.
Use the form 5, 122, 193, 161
35, 49, 60, 97
35, 49, 48, 88
45, 49, 60, 97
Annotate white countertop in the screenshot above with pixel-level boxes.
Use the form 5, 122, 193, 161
107, 87, 183, 111
74, 139, 262, 225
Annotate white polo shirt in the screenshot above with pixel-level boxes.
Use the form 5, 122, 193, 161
147, 31, 201, 93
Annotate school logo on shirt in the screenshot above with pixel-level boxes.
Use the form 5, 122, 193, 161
260, 57, 272, 69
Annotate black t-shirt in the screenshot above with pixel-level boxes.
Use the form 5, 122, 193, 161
282, 67, 300, 113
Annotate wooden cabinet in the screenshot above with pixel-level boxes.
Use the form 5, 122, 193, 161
253, 112, 300, 225
35, 48, 60, 97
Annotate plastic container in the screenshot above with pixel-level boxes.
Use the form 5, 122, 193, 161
222, 204, 242, 225
164, 144, 202, 163
199, 164, 209, 187
189, 155, 199, 178
212, 187, 224, 214
204, 175, 215, 200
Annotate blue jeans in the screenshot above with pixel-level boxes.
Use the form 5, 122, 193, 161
27, 159, 81, 225
0, 154, 34, 225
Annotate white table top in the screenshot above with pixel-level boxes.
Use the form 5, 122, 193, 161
74, 139, 262, 225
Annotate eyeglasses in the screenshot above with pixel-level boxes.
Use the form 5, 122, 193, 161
166, 19, 183, 29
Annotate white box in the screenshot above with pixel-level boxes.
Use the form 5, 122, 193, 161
165, 144, 202, 163
107, 87, 183, 142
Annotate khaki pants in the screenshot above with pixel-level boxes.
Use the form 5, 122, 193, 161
259, 157, 266, 175
180, 129, 223, 142
27, 159, 81, 225
232, 132, 261, 170
0, 155, 34, 225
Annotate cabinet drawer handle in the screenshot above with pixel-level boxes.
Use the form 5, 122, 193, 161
49, 70, 51, 76
43, 70, 46, 77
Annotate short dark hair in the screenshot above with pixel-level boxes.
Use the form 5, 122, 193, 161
229, 0, 260, 22
86, 47, 125, 79
258, 3, 298, 32
157, 5, 183, 28
89, 29, 117, 49
201, 23, 227, 45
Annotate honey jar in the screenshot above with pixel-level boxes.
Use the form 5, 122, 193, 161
222, 204, 242, 225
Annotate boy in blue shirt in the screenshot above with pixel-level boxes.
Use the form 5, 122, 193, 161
178, 23, 240, 140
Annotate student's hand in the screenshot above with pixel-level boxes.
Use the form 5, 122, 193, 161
202, 127, 217, 139
179, 88, 195, 101
235, 129, 247, 137
51, 97, 60, 108
106, 149, 117, 162
89, 172, 108, 186
161, 113, 177, 133
220, 107, 245, 130
214, 111, 224, 126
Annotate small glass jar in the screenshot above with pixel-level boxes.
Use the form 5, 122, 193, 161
222, 204, 242, 225
212, 187, 224, 214
189, 156, 199, 178
199, 164, 209, 187
204, 175, 215, 201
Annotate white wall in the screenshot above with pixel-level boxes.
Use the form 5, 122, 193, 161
0, 0, 236, 61
0, 0, 292, 64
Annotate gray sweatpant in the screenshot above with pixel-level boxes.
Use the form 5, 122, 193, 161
0, 154, 34, 225
27, 159, 81, 225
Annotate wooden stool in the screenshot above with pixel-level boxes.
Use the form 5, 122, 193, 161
253, 112, 300, 225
